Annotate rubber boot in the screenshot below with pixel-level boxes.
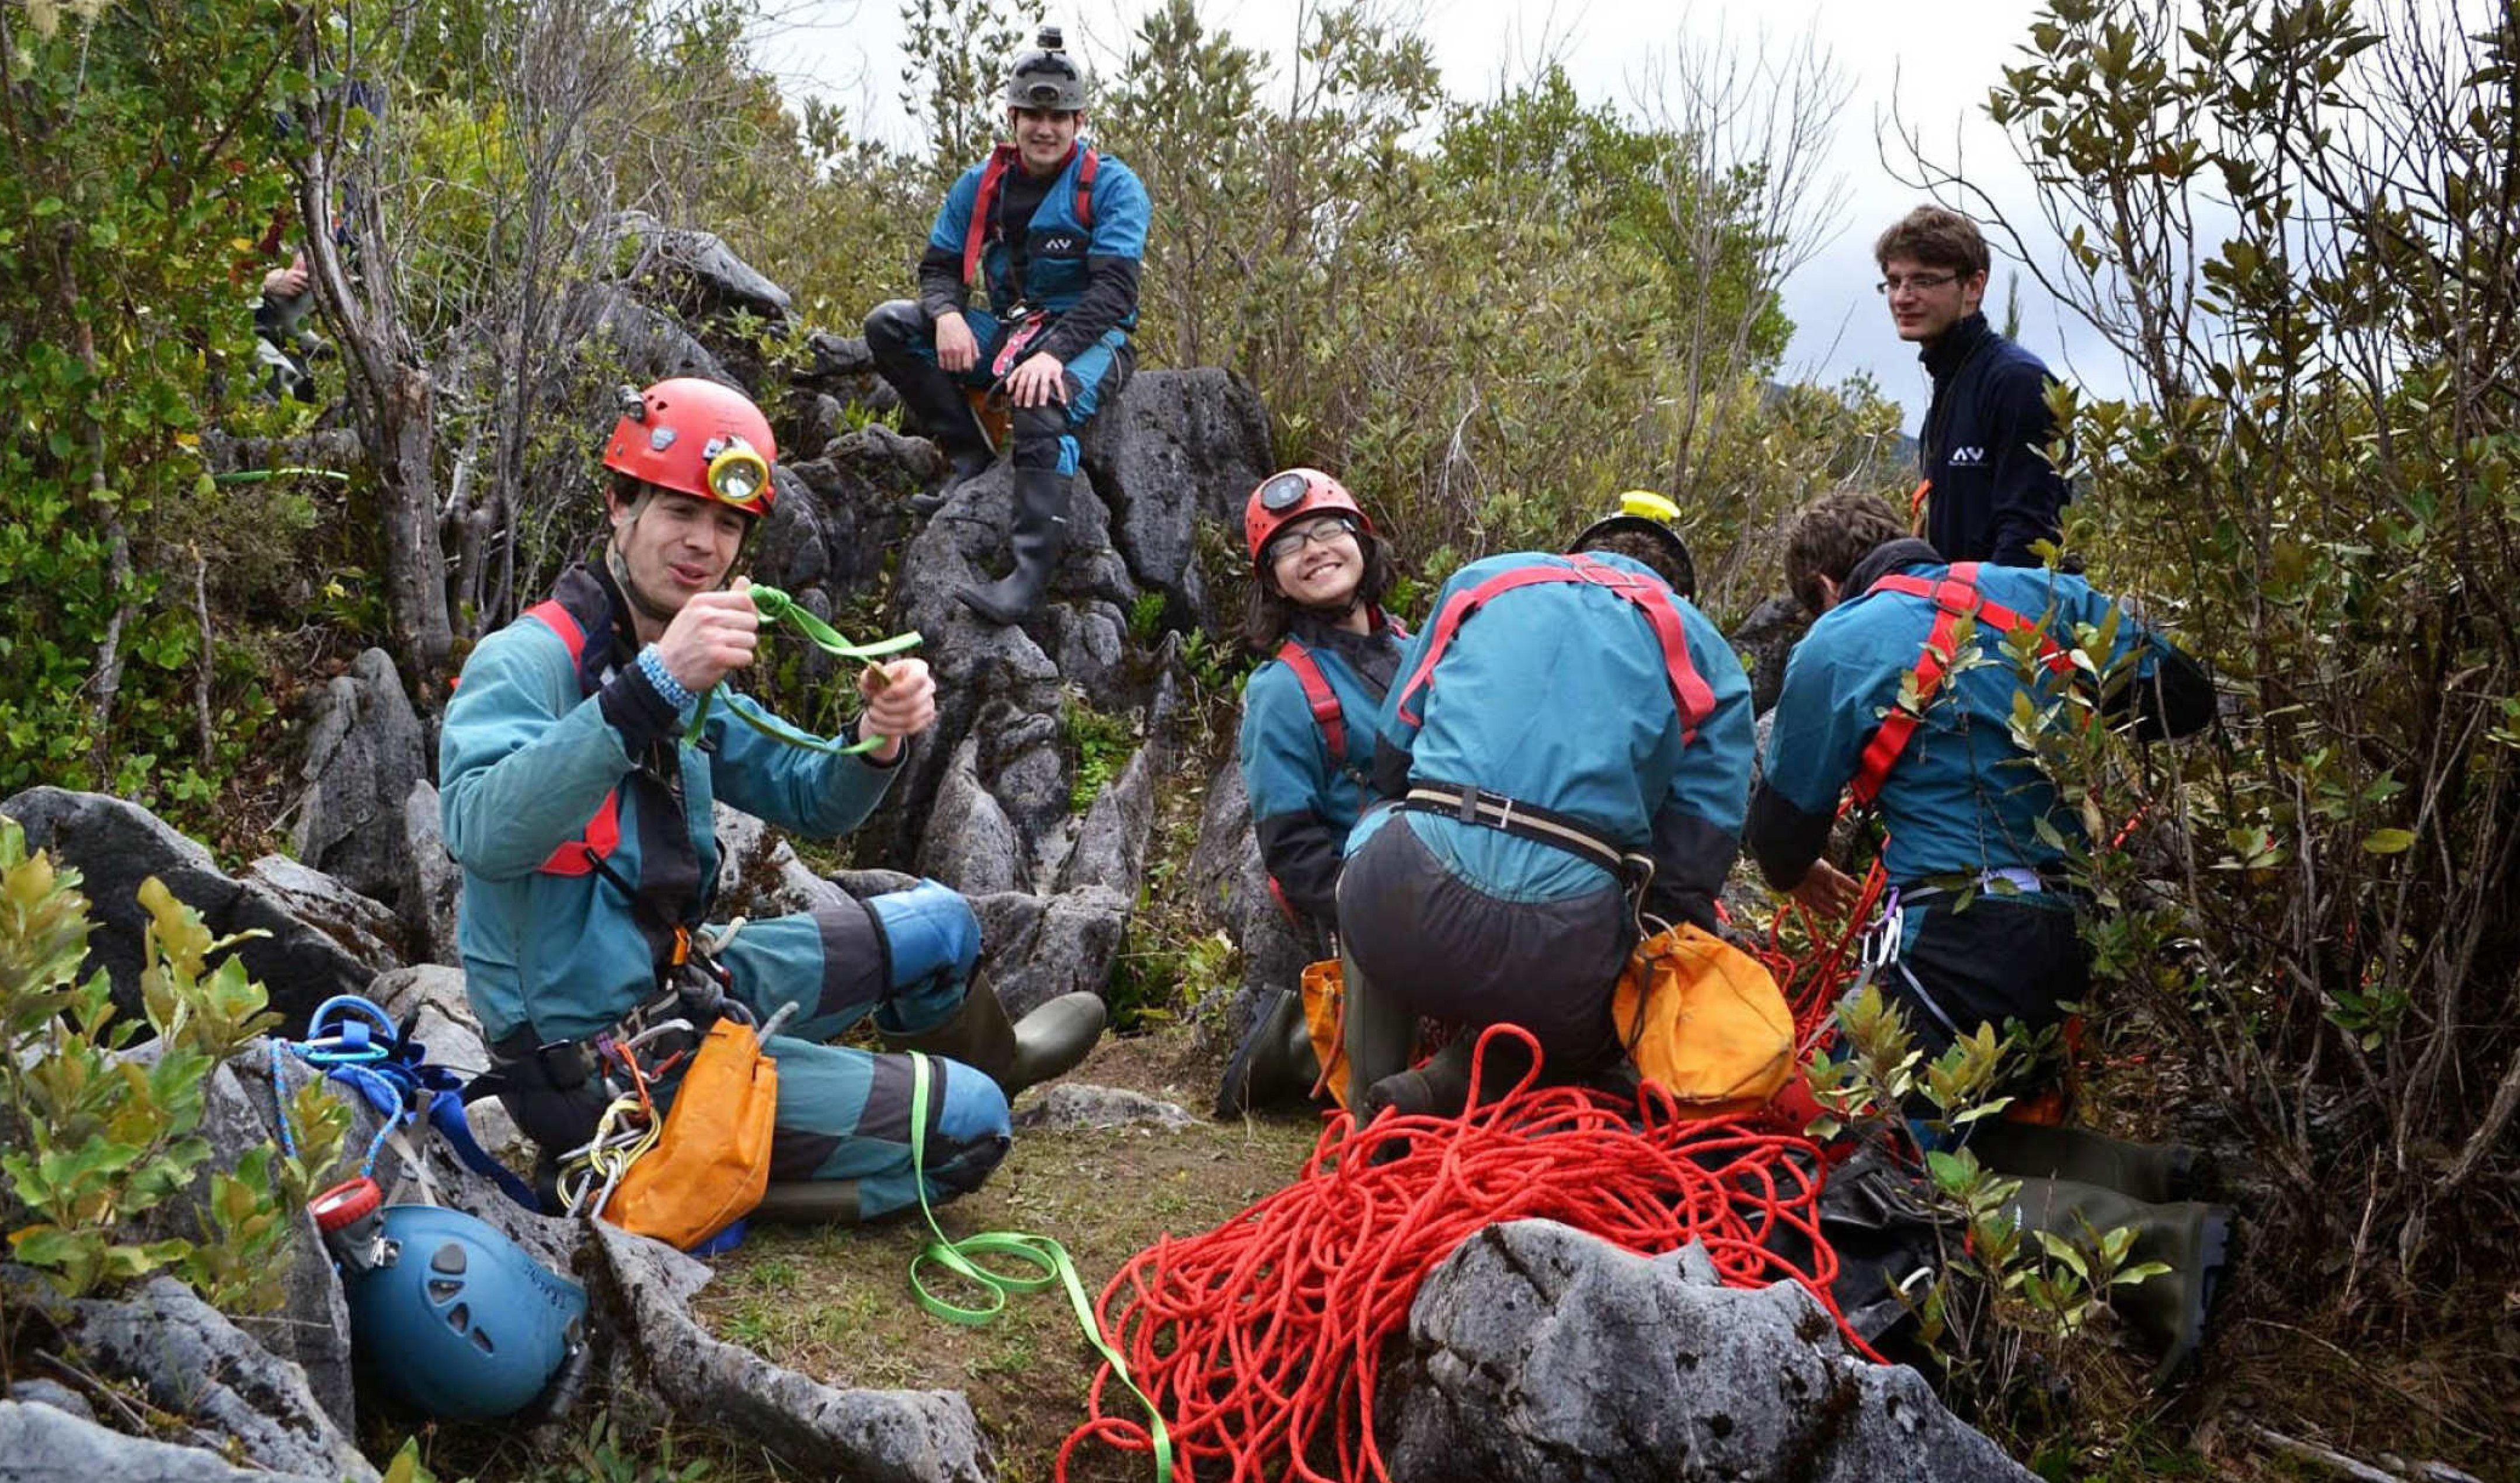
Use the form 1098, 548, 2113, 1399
2009, 1176, 2233, 1388
1968, 1119, 2201, 1204
888, 367, 996, 516
1362, 1036, 1480, 1122
1341, 943, 1418, 1115
1215, 988, 1321, 1118
883, 986, 1108, 1099
751, 1179, 863, 1226
957, 466, 1068, 625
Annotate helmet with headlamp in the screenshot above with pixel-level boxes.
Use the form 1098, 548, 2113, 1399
1243, 468, 1372, 575
601, 378, 779, 518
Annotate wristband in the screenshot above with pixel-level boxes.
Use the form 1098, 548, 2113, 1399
636, 646, 697, 715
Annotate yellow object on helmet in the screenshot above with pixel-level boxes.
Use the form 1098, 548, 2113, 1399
1619, 490, 1682, 523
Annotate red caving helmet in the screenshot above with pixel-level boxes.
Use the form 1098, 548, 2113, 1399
601, 378, 779, 518
1244, 468, 1372, 573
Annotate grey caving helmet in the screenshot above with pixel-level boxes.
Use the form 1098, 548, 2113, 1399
1005, 25, 1089, 112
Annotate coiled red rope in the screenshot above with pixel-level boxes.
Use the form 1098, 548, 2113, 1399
1057, 1025, 1879, 1483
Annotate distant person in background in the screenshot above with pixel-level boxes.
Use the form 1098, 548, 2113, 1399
1877, 206, 2070, 566
862, 26, 1150, 626
253, 248, 319, 403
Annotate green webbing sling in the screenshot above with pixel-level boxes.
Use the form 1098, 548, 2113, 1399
684, 584, 923, 756
903, 1051, 1175, 1483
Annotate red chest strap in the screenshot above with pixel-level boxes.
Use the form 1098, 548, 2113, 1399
1847, 562, 2081, 807
962, 145, 1098, 288
1276, 640, 1347, 767
1393, 556, 1714, 745
519, 597, 623, 877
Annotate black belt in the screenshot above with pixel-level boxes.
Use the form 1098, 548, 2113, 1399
1396, 781, 1652, 885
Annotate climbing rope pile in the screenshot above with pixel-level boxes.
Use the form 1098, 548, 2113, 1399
1755, 857, 1889, 1049
1056, 1025, 1875, 1483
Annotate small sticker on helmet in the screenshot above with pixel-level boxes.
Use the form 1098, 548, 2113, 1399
649, 426, 677, 452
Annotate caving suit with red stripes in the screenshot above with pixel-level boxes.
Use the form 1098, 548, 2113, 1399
439, 563, 1011, 1217
1745, 538, 2213, 1053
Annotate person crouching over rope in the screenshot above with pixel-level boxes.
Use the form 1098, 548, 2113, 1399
1333, 505, 1755, 1119
1215, 469, 1407, 1116
1745, 488, 2229, 1384
441, 377, 1107, 1227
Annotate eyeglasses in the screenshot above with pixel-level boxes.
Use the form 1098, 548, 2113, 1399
1265, 516, 1359, 565
1875, 271, 1961, 296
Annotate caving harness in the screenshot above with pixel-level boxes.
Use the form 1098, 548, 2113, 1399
1390, 553, 1714, 900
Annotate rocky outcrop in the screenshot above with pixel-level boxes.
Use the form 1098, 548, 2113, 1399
0, 1400, 339, 1483
288, 647, 429, 912
1011, 1084, 1196, 1132
1077, 367, 1275, 626
1730, 594, 1811, 718
2, 788, 379, 1028
1390, 1221, 2036, 1483
1186, 757, 1322, 1050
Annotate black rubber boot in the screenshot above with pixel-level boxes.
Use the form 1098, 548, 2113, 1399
1362, 1036, 1480, 1122
864, 300, 996, 513
1968, 1119, 2202, 1204
957, 466, 1069, 625
882, 985, 1108, 1098
1215, 988, 1321, 1118
2008, 1176, 2233, 1388
751, 1179, 864, 1226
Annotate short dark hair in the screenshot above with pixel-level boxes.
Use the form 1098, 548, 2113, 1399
1783, 490, 1909, 615
1242, 528, 1397, 650
1572, 528, 1691, 594
1874, 206, 1990, 279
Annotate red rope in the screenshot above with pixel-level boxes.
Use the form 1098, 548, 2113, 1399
1755, 857, 1889, 1051
1058, 1025, 1881, 1483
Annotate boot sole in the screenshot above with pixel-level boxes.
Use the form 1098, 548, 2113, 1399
2150, 1206, 2233, 1390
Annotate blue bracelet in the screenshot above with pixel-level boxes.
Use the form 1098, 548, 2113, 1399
636, 646, 697, 715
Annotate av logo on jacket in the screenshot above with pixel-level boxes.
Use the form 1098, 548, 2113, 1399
1035, 231, 1087, 256
1947, 446, 1986, 466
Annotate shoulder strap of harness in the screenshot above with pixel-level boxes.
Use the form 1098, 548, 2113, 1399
1393, 554, 1714, 744
1274, 639, 1347, 768
519, 566, 628, 876
1075, 147, 1098, 230
962, 144, 1021, 287
1848, 561, 2080, 806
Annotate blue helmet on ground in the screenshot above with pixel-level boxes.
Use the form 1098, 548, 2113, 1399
315, 1179, 587, 1422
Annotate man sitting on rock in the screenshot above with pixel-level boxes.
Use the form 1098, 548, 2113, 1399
1745, 488, 2227, 1382
1334, 511, 1756, 1116
862, 26, 1150, 626
440, 377, 1105, 1226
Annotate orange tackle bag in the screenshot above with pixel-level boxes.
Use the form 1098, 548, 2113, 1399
1611, 922, 1795, 1119
1297, 958, 1352, 1109
606, 1017, 779, 1249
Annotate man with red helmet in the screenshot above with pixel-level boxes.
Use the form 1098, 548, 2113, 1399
440, 377, 1106, 1227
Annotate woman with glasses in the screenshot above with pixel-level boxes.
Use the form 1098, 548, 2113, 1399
1214, 468, 1407, 1115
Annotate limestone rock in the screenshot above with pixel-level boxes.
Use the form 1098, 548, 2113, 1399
2, 788, 377, 1029
1186, 757, 1321, 1048
1076, 367, 1274, 629
917, 737, 1029, 896
1729, 594, 1811, 718
590, 1223, 991, 1481
1389, 1220, 2035, 1483
241, 855, 406, 973
1011, 1084, 1195, 1132
711, 801, 837, 922
969, 887, 1129, 1021
60, 1276, 379, 1483
600, 210, 792, 322
288, 647, 427, 910
396, 779, 462, 967
0, 1400, 339, 1483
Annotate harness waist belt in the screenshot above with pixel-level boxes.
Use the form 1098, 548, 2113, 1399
1397, 782, 1642, 879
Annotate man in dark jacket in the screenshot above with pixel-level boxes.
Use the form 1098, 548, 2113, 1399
1878, 206, 2071, 566
862, 27, 1151, 626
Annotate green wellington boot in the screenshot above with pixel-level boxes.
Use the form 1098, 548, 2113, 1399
1968, 1120, 2202, 1204
957, 467, 1069, 625
1215, 988, 1322, 1118
750, 1180, 863, 1226
1362, 1036, 1481, 1122
883, 986, 1108, 1098
2009, 1176, 2233, 1388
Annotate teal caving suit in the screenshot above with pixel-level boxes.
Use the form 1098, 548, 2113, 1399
440, 563, 1010, 1217
1337, 551, 1756, 1085
1745, 539, 2213, 1052
864, 139, 1150, 478
1237, 614, 1406, 939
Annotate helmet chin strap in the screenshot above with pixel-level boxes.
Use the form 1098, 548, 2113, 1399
606, 534, 686, 629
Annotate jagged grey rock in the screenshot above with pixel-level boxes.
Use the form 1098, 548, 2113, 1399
3, 1381, 92, 1423
802, 329, 876, 381
1390, 1221, 2036, 1483
1076, 367, 1275, 629
0, 1400, 338, 1483
1011, 1084, 1195, 1132
2, 788, 377, 1029
242, 855, 406, 973
1729, 594, 1811, 718
288, 647, 428, 910
58, 1276, 379, 1483
396, 779, 461, 967
917, 737, 1030, 896
1056, 739, 1158, 900
712, 801, 837, 921
968, 887, 1130, 1021
600, 211, 793, 322
551, 279, 732, 388
589, 1222, 991, 1482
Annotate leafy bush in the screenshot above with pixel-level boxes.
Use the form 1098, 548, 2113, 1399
0, 818, 346, 1308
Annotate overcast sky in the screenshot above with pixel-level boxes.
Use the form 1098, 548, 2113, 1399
751, 0, 2134, 432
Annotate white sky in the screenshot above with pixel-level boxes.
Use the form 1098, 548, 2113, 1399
749, 0, 2135, 433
